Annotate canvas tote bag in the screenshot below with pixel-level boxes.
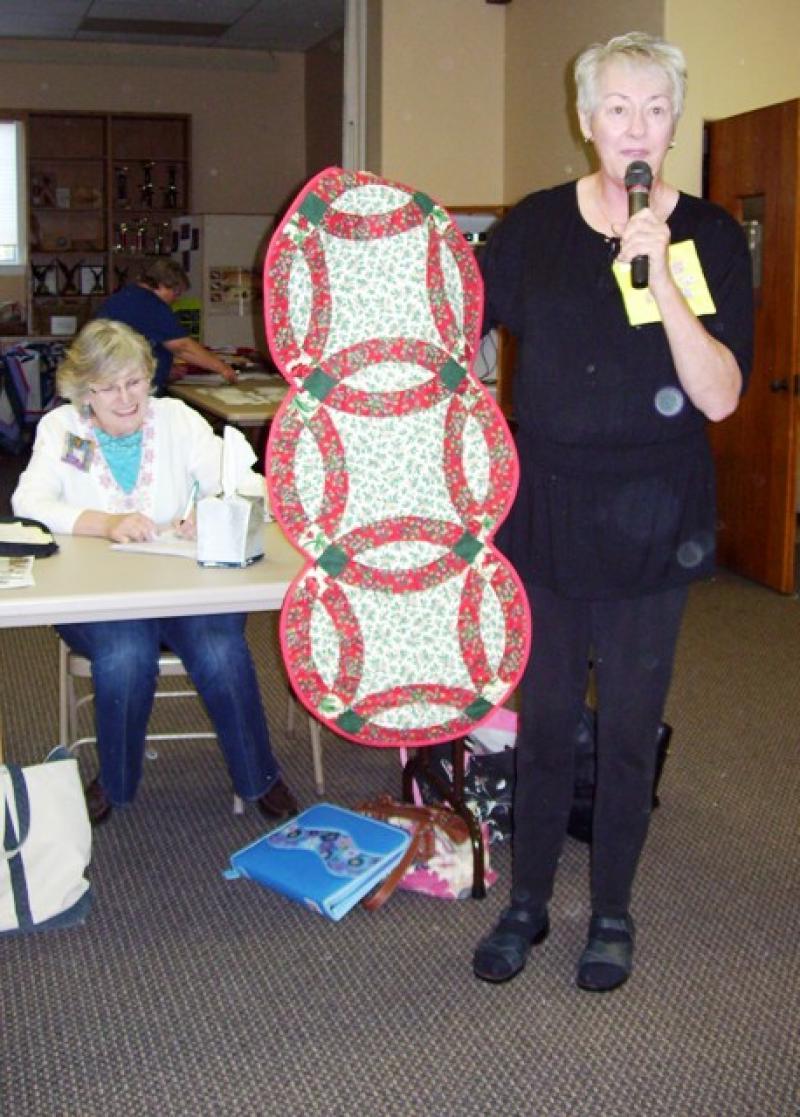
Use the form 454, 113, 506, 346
1, 744, 92, 935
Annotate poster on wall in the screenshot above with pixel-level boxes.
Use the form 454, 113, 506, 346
172, 296, 202, 341
208, 266, 262, 317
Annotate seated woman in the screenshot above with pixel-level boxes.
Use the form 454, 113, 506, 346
12, 318, 298, 826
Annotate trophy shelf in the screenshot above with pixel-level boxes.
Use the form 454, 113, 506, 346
22, 110, 191, 340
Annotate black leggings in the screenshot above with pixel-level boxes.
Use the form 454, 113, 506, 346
511, 582, 688, 917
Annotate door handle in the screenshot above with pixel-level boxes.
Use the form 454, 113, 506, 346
769, 378, 789, 392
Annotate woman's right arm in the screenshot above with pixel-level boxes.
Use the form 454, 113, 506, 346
11, 412, 156, 540
11, 413, 85, 534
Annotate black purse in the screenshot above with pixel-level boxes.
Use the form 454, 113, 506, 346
567, 706, 673, 843
417, 706, 673, 846
0, 515, 59, 558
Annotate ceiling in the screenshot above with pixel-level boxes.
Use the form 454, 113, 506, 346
0, 1, 346, 54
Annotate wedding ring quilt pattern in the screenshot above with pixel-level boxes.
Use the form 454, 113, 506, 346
264, 167, 530, 747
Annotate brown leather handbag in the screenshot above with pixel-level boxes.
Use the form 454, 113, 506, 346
357, 794, 496, 909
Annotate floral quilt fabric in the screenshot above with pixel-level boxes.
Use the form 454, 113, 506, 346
264, 167, 530, 747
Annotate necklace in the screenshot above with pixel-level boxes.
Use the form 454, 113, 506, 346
594, 183, 627, 240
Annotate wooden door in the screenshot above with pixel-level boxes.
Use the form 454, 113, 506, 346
705, 99, 800, 593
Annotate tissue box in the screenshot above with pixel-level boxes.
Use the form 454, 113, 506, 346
196, 495, 265, 567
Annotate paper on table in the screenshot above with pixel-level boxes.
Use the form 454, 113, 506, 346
176, 373, 227, 385
0, 555, 35, 589
110, 529, 197, 560
178, 371, 270, 385
204, 386, 286, 405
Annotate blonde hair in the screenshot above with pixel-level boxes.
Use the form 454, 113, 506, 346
57, 319, 156, 403
575, 31, 687, 121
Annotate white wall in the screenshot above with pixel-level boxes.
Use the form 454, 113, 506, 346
375, 0, 505, 205
666, 0, 800, 194
0, 40, 306, 215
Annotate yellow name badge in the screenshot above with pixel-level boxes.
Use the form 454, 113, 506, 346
612, 239, 716, 326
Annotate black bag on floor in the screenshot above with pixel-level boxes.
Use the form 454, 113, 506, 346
566, 707, 673, 843
417, 707, 672, 846
415, 745, 515, 846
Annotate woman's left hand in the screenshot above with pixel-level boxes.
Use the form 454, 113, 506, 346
616, 207, 672, 288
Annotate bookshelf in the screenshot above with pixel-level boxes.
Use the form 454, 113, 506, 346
25, 110, 190, 338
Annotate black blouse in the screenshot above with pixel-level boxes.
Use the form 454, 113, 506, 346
482, 181, 754, 599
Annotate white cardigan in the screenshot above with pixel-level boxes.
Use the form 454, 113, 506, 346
12, 397, 262, 535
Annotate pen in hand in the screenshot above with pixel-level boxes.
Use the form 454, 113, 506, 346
179, 480, 200, 526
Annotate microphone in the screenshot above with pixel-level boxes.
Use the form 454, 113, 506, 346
624, 160, 653, 289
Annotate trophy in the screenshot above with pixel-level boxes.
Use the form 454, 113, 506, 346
164, 165, 179, 209
135, 218, 149, 255
153, 220, 172, 256
115, 165, 129, 208
117, 221, 130, 254
140, 161, 155, 208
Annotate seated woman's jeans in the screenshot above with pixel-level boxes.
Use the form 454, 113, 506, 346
56, 613, 279, 806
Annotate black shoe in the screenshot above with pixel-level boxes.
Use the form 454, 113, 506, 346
257, 778, 298, 821
85, 779, 112, 826
473, 906, 549, 984
576, 914, 635, 992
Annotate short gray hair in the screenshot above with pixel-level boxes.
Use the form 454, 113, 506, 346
57, 319, 155, 403
575, 31, 687, 121
138, 257, 189, 293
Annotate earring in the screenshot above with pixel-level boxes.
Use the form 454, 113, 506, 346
584, 134, 593, 143
669, 140, 675, 149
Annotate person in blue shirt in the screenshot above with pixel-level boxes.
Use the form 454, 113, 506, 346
94, 258, 238, 393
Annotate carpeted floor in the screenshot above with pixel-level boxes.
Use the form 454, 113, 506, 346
0, 452, 798, 1116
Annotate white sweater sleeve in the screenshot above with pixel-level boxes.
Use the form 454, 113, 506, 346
11, 409, 88, 535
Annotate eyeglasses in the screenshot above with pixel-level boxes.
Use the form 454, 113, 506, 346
89, 376, 151, 399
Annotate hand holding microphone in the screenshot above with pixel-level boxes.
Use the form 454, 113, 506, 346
624, 161, 653, 289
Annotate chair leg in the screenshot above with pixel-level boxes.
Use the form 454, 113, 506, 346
309, 716, 324, 795
59, 638, 246, 816
287, 688, 325, 795
286, 692, 296, 733
67, 677, 81, 752
58, 640, 69, 748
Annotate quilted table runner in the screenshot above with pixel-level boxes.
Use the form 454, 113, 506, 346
264, 167, 530, 747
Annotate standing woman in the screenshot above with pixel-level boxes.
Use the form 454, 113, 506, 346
12, 319, 298, 826
473, 32, 753, 991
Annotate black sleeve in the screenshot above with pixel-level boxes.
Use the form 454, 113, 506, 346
695, 205, 755, 393
479, 195, 538, 338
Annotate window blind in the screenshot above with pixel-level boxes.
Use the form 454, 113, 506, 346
0, 120, 23, 265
